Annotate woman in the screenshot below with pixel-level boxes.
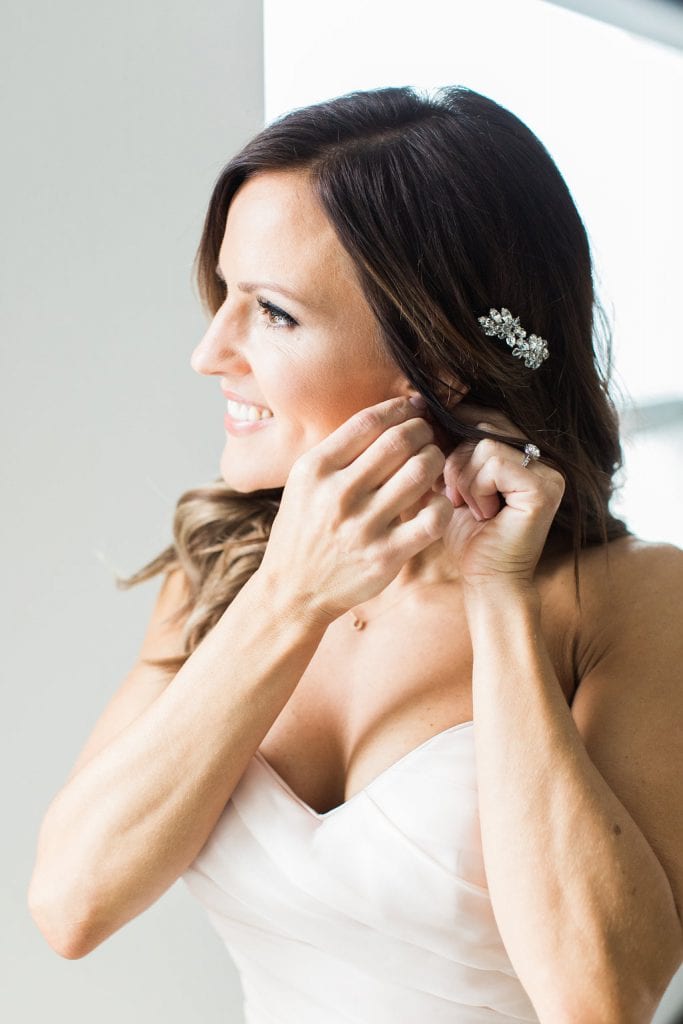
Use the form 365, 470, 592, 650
28, 85, 682, 1023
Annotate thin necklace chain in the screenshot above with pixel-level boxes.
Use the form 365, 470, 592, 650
349, 578, 456, 630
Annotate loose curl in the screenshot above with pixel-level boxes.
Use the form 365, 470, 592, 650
117, 84, 630, 676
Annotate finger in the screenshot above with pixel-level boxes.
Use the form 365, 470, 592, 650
371, 443, 446, 527
343, 415, 435, 494
454, 439, 512, 519
390, 491, 454, 553
442, 441, 482, 516
462, 442, 560, 518
464, 462, 506, 520
308, 396, 428, 473
449, 404, 525, 441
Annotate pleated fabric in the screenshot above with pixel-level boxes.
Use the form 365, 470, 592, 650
182, 720, 540, 1023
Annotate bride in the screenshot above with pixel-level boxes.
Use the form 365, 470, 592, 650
29, 85, 682, 1023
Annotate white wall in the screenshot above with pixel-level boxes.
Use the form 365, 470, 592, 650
3, 2, 262, 1021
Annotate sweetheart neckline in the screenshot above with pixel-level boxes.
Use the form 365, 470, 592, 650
253, 719, 475, 820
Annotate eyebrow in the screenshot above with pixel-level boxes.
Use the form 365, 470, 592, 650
214, 265, 306, 305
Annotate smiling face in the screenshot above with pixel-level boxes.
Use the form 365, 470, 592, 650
190, 168, 412, 491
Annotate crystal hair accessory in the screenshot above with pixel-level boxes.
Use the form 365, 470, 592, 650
478, 307, 549, 370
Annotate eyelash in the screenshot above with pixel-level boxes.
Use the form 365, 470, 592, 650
215, 276, 298, 329
256, 297, 297, 329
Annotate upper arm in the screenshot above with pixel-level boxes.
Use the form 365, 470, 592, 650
570, 541, 683, 929
66, 567, 193, 781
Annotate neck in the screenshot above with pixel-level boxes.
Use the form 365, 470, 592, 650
349, 529, 569, 626
351, 537, 460, 622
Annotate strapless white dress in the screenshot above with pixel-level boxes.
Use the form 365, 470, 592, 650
181, 720, 540, 1023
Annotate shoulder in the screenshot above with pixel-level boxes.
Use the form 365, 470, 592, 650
539, 535, 682, 680
545, 531, 682, 593
576, 533, 682, 593
567, 532, 683, 718
584, 535, 681, 653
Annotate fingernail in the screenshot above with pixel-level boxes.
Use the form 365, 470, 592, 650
408, 394, 428, 410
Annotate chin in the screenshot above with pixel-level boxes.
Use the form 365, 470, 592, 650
219, 457, 288, 494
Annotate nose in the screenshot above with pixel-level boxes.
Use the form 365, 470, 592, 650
190, 304, 251, 378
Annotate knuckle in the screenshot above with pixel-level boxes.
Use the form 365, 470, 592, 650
384, 425, 415, 457
402, 417, 434, 445
352, 410, 382, 437
292, 449, 324, 482
326, 472, 348, 508
411, 416, 434, 439
423, 443, 446, 470
527, 491, 549, 512
406, 454, 432, 487
419, 443, 442, 466
377, 542, 399, 575
548, 471, 566, 496
289, 451, 311, 478
364, 540, 391, 575
476, 437, 499, 459
445, 456, 465, 484
421, 497, 452, 538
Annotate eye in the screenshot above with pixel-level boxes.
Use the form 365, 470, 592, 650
256, 297, 297, 329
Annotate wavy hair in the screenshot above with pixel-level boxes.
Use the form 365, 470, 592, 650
117, 84, 630, 675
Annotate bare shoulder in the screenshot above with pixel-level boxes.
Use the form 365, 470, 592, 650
589, 533, 680, 633
575, 532, 682, 591
568, 531, 683, 714
540, 534, 682, 679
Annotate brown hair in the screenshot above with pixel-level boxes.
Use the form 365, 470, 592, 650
117, 84, 630, 674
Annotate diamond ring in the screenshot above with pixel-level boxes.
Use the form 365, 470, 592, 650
521, 443, 541, 468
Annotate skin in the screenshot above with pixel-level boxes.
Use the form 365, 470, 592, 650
28, 164, 681, 1014
191, 167, 405, 484
190, 167, 465, 603
189, 170, 683, 1016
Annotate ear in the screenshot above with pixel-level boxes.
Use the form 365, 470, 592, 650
395, 373, 470, 408
393, 373, 470, 464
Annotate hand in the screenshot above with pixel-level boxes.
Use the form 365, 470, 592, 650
258, 396, 453, 627
433, 403, 566, 588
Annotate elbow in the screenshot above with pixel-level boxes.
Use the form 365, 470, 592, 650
535, 960, 683, 1024
27, 876, 99, 960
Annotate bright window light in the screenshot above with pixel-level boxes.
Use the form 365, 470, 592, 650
264, 0, 683, 545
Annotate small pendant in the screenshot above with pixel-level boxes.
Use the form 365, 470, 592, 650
352, 616, 366, 631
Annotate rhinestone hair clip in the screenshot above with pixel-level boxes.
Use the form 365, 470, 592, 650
478, 307, 549, 370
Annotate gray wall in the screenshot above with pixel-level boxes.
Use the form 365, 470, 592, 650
2, 2, 263, 1020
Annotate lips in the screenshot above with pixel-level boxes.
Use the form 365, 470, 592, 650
220, 386, 272, 412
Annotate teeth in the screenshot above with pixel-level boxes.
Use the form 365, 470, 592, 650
227, 399, 273, 422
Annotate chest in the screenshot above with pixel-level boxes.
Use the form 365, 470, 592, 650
258, 585, 577, 816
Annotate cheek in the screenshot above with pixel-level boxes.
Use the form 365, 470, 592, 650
284, 363, 396, 446
273, 368, 349, 437
261, 328, 397, 442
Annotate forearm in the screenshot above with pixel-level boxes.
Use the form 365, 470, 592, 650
463, 582, 682, 1023
29, 568, 327, 957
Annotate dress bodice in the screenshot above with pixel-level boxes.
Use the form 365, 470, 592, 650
181, 720, 540, 1023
